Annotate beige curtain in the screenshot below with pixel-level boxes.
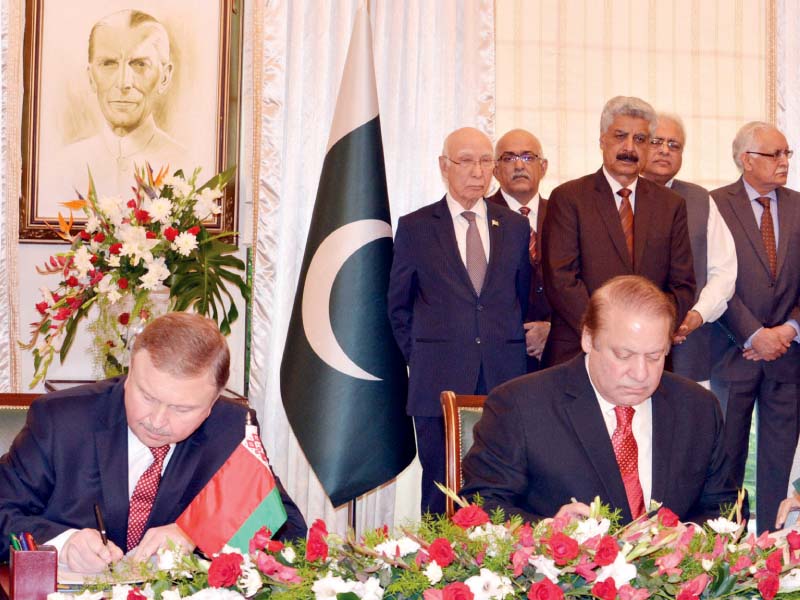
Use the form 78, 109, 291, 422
495, 0, 769, 195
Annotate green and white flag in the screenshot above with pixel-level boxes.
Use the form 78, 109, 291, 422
280, 5, 416, 507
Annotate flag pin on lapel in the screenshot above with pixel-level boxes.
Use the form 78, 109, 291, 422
491, 219, 500, 227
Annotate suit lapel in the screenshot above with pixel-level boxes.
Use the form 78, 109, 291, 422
562, 359, 632, 521
483, 202, 505, 294
632, 180, 655, 271
776, 186, 796, 277
95, 389, 130, 546
727, 180, 773, 277
148, 429, 207, 527
649, 388, 676, 506
432, 198, 476, 295
592, 170, 632, 269
536, 196, 547, 235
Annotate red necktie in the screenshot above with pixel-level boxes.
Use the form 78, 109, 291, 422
518, 206, 537, 264
617, 188, 634, 265
612, 406, 645, 519
757, 197, 777, 278
127, 445, 170, 549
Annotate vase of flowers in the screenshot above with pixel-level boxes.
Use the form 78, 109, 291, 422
21, 164, 249, 386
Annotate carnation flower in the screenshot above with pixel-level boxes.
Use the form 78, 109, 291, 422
72, 246, 94, 278
143, 196, 174, 225
172, 231, 199, 256
424, 562, 443, 584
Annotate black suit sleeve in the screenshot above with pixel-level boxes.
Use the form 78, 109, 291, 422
387, 218, 417, 363
666, 197, 697, 327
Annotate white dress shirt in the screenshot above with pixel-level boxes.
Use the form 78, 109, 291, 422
666, 179, 737, 323
446, 194, 491, 264
500, 190, 540, 230
585, 356, 653, 506
602, 167, 640, 212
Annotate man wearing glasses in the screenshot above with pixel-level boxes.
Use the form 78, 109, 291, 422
541, 96, 695, 367
641, 113, 737, 388
388, 127, 531, 516
710, 121, 800, 533
488, 129, 551, 371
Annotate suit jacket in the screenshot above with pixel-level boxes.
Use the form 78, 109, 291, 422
710, 178, 800, 383
0, 378, 307, 559
388, 197, 532, 417
486, 190, 550, 323
460, 355, 742, 524
541, 169, 696, 366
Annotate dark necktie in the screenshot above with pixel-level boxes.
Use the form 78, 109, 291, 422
611, 406, 645, 519
757, 197, 777, 278
518, 206, 537, 264
618, 188, 634, 265
127, 444, 170, 550
462, 211, 487, 294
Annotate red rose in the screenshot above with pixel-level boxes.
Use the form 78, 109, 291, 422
249, 526, 284, 553
164, 227, 179, 242
127, 199, 137, 208
788, 530, 800, 552
79, 230, 91, 241
117, 278, 129, 290
118, 312, 130, 326
766, 550, 783, 574
428, 537, 455, 567
93, 232, 105, 243
146, 230, 157, 239
657, 507, 679, 528
758, 573, 780, 600
547, 532, 579, 565
517, 522, 535, 547
452, 505, 490, 529
35, 301, 48, 315
90, 255, 98, 263
306, 519, 328, 562
442, 582, 474, 600
127, 589, 147, 600
591, 578, 617, 600
528, 579, 564, 600
595, 536, 619, 566
135, 209, 151, 224
676, 574, 710, 600
109, 243, 123, 255
188, 225, 201, 236
207, 552, 243, 588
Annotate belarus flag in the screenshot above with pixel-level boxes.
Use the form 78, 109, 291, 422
176, 424, 287, 555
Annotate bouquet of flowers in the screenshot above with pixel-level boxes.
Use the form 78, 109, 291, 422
22, 165, 249, 386
62, 493, 800, 600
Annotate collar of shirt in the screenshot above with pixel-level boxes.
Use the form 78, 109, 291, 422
445, 193, 491, 265
127, 427, 176, 500
742, 178, 777, 204
500, 189, 540, 226
101, 115, 159, 160
602, 166, 639, 212
446, 193, 488, 222
665, 178, 676, 188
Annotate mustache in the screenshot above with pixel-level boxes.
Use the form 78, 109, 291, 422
511, 173, 530, 180
141, 421, 169, 436
616, 151, 639, 163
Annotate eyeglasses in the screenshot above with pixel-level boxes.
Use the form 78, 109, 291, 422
497, 152, 545, 164
746, 149, 794, 160
443, 156, 496, 170
649, 138, 683, 152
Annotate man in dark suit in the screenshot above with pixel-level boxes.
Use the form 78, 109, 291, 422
388, 127, 531, 515
541, 96, 695, 367
462, 276, 741, 524
640, 113, 737, 386
487, 129, 551, 371
710, 121, 800, 533
0, 313, 306, 571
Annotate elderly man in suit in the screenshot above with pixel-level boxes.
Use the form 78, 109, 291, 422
487, 129, 551, 371
0, 313, 306, 571
461, 275, 741, 525
388, 127, 531, 515
710, 121, 800, 533
640, 113, 737, 386
541, 96, 695, 367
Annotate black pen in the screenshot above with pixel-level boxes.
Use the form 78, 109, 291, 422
94, 503, 108, 546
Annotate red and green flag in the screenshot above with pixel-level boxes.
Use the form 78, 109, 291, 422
176, 425, 286, 555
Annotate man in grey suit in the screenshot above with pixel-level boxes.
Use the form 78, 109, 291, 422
710, 121, 800, 532
641, 113, 737, 386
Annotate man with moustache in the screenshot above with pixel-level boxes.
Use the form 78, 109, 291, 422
710, 121, 800, 532
641, 113, 737, 386
541, 96, 695, 367
461, 276, 740, 524
487, 129, 551, 371
388, 127, 531, 515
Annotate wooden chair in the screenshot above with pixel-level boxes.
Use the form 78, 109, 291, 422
0, 393, 41, 457
440, 390, 486, 516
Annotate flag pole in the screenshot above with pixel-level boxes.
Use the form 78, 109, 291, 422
347, 498, 357, 535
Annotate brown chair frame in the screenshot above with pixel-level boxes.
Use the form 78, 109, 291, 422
0, 393, 41, 407
440, 390, 486, 516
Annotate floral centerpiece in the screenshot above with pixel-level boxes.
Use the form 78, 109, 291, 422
59, 493, 800, 600
22, 165, 249, 386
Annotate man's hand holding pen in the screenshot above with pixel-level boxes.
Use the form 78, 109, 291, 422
61, 528, 124, 573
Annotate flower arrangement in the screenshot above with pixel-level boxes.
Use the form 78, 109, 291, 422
22, 165, 249, 386
58, 494, 800, 600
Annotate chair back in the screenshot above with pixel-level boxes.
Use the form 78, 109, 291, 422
0, 394, 40, 457
440, 390, 486, 516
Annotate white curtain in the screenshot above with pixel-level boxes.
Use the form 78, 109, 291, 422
247, 0, 495, 534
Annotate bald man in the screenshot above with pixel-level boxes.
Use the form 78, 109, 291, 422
388, 127, 531, 515
488, 129, 551, 371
